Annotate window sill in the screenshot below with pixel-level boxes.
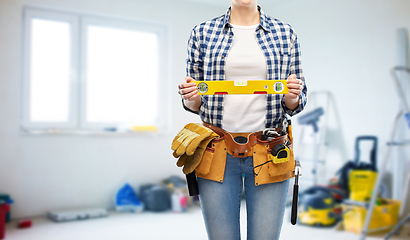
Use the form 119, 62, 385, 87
19, 128, 169, 137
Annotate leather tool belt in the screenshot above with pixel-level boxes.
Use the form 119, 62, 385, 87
202, 122, 288, 158
193, 122, 295, 185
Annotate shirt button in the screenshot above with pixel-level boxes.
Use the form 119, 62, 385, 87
221, 55, 225, 58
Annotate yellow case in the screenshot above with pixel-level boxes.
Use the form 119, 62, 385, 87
193, 80, 288, 95
342, 199, 401, 234
349, 170, 378, 202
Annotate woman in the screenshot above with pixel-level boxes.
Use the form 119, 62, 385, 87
177, 0, 307, 239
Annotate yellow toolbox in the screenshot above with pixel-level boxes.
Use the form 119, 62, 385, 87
192, 80, 288, 95
342, 199, 401, 234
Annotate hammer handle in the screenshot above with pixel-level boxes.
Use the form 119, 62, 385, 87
186, 171, 199, 196
291, 183, 299, 225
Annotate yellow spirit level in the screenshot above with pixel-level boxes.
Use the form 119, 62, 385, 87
193, 80, 288, 95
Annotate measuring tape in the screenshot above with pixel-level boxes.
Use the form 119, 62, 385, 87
270, 144, 290, 164
193, 80, 288, 95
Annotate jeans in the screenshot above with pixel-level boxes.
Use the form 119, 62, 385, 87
197, 153, 290, 240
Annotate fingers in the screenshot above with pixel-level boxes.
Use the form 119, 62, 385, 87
179, 85, 198, 99
286, 82, 300, 89
185, 90, 200, 101
178, 81, 196, 90
179, 76, 196, 89
286, 74, 303, 99
178, 77, 199, 100
287, 88, 301, 99
185, 76, 194, 83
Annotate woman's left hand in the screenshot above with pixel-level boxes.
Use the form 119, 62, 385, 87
285, 74, 302, 100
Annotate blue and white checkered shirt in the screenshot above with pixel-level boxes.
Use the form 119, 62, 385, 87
184, 6, 307, 129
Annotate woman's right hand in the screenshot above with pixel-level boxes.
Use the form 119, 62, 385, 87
178, 76, 200, 101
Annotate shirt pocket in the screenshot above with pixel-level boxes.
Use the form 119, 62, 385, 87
270, 48, 291, 80
279, 52, 291, 79
203, 40, 229, 81
265, 48, 291, 80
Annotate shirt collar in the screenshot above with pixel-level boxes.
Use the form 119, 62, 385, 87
223, 5, 271, 32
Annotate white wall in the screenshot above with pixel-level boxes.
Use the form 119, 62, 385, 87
0, 0, 409, 219
262, 0, 410, 193
0, 0, 226, 218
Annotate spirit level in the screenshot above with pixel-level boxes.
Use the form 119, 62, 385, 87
193, 80, 288, 95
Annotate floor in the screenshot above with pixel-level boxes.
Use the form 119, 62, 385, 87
4, 202, 410, 240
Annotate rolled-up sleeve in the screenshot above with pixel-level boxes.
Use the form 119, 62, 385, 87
182, 27, 205, 114
186, 27, 204, 81
282, 34, 307, 116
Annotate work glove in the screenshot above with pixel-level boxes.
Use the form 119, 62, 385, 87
171, 123, 217, 156
175, 135, 218, 174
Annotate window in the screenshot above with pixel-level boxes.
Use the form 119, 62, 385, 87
22, 7, 169, 133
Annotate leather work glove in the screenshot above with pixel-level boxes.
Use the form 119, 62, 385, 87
171, 123, 217, 156
176, 135, 217, 174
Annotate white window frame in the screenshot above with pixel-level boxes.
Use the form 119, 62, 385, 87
79, 17, 168, 130
21, 7, 169, 133
22, 8, 79, 130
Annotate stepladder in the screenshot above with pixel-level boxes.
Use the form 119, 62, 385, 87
359, 66, 410, 240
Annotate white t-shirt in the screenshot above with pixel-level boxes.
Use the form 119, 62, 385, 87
222, 24, 267, 133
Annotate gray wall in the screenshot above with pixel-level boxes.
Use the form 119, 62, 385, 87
0, 0, 409, 218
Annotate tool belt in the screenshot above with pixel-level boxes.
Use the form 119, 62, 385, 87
203, 122, 287, 158
196, 122, 296, 186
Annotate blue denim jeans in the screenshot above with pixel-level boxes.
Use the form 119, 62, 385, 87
197, 153, 290, 240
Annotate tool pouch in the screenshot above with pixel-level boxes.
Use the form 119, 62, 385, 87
268, 124, 294, 177
252, 140, 294, 177
252, 124, 296, 185
268, 146, 295, 177
195, 137, 227, 183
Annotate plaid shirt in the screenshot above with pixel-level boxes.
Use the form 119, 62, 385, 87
184, 6, 307, 129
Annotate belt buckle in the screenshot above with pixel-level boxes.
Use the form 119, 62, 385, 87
233, 136, 248, 144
